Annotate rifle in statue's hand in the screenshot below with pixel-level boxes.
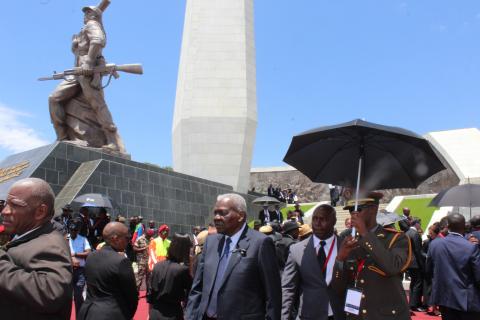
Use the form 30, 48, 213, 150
38, 63, 143, 81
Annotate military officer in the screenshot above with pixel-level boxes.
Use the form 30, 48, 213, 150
48, 4, 123, 152
331, 198, 412, 320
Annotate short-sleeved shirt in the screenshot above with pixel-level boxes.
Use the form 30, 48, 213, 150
69, 234, 91, 267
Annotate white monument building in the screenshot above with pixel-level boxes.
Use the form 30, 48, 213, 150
425, 128, 480, 185
172, 0, 257, 193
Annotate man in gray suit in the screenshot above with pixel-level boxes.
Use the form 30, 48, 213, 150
0, 178, 73, 320
186, 193, 281, 320
282, 204, 346, 320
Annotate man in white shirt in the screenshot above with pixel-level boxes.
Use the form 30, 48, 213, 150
258, 205, 271, 225
68, 222, 91, 316
282, 204, 346, 320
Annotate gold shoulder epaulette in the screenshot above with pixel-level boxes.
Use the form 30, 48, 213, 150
383, 227, 401, 233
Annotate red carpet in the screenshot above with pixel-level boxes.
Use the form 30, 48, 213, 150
71, 292, 439, 319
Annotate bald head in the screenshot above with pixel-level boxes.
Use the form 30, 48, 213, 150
2, 178, 55, 235
11, 178, 55, 217
103, 222, 128, 241
447, 213, 466, 234
103, 222, 129, 252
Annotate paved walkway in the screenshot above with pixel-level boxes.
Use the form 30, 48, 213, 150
71, 292, 440, 319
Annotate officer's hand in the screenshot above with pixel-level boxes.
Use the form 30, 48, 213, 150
337, 236, 358, 261
351, 212, 368, 237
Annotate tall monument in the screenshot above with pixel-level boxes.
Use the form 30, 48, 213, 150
172, 0, 257, 193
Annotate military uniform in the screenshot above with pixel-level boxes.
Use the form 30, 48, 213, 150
332, 225, 412, 320
49, 9, 121, 151
134, 234, 150, 290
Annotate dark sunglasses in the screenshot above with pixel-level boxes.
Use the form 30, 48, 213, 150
348, 204, 374, 213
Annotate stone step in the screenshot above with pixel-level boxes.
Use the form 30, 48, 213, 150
335, 203, 388, 233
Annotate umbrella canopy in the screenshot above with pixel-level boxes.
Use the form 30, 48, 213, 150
252, 196, 282, 207
73, 193, 115, 208
283, 119, 447, 191
429, 184, 480, 208
376, 211, 406, 227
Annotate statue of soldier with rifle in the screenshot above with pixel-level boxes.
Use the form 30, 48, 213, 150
40, 0, 142, 154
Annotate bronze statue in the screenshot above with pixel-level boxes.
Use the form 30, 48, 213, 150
40, 0, 142, 154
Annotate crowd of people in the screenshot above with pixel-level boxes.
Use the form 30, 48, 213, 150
267, 184, 299, 204
0, 177, 479, 320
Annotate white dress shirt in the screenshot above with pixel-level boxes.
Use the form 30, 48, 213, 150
313, 234, 337, 316
263, 209, 270, 223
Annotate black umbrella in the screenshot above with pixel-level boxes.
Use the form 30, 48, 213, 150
252, 196, 282, 207
73, 193, 115, 208
284, 119, 448, 234
429, 184, 480, 218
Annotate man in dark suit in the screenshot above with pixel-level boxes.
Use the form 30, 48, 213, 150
399, 219, 426, 311
426, 213, 480, 320
78, 222, 138, 320
259, 205, 273, 225
271, 204, 284, 223
0, 178, 73, 320
282, 204, 346, 320
186, 193, 281, 320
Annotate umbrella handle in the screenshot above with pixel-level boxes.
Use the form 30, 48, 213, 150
351, 156, 363, 237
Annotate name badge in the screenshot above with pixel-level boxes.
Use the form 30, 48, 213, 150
344, 287, 362, 315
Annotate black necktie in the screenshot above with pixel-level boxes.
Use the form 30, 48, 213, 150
318, 240, 327, 279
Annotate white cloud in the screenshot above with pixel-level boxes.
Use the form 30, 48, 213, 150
0, 103, 49, 153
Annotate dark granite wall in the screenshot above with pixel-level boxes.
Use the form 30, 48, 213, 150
28, 142, 260, 234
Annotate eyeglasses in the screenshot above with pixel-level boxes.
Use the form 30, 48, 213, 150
348, 204, 375, 213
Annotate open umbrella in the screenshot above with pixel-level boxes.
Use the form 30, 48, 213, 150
284, 119, 448, 234
252, 196, 281, 207
429, 183, 480, 219
73, 193, 115, 208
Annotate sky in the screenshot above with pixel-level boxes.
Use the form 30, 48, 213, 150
1, 0, 479, 168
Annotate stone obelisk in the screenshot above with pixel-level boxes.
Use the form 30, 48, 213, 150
172, 0, 257, 193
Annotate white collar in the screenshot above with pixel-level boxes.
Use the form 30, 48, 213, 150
448, 232, 464, 237
313, 234, 335, 248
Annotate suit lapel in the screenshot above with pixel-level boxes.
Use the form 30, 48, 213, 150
206, 234, 223, 296
219, 226, 250, 289
305, 236, 322, 273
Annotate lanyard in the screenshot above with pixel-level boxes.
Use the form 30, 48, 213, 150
322, 237, 336, 273
354, 259, 366, 287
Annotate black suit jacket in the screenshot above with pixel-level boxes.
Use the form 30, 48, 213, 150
78, 245, 138, 320
406, 228, 424, 270
186, 226, 281, 320
258, 209, 272, 225
271, 210, 283, 223
147, 260, 193, 319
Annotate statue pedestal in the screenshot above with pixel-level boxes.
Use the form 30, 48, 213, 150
0, 142, 259, 235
